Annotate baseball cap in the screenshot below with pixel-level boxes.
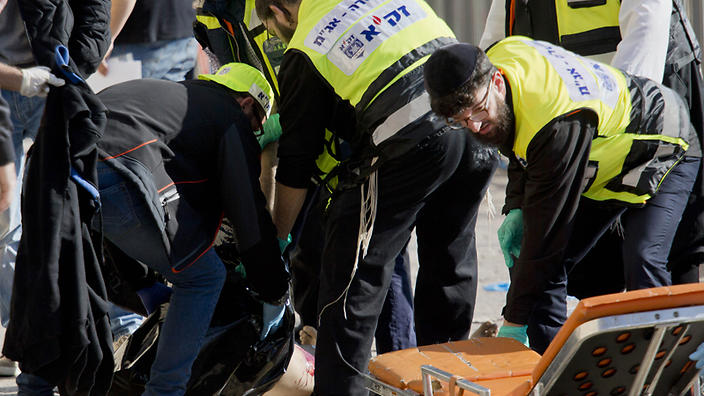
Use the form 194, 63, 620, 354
199, 62, 274, 117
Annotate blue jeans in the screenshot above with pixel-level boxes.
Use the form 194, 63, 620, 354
98, 37, 196, 357
97, 162, 226, 396
375, 243, 416, 354
16, 372, 55, 396
111, 37, 198, 82
0, 90, 44, 327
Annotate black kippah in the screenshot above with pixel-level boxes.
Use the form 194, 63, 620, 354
424, 43, 481, 97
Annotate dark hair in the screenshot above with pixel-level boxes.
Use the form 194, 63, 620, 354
255, 0, 298, 22
428, 50, 497, 118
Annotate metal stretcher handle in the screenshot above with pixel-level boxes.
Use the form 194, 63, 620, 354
420, 365, 491, 396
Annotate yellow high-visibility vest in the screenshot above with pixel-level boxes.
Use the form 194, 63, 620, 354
489, 37, 690, 204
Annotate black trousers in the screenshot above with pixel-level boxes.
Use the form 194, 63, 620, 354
528, 157, 700, 354
665, 60, 704, 282
313, 127, 497, 396
578, 60, 704, 290
290, 187, 416, 355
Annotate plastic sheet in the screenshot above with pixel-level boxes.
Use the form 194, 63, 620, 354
109, 265, 294, 395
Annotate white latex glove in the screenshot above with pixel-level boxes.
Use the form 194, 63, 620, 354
20, 66, 65, 97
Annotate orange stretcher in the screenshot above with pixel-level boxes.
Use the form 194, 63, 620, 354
367, 283, 704, 396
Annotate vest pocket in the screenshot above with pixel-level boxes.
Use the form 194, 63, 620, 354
567, 0, 606, 9
560, 26, 621, 56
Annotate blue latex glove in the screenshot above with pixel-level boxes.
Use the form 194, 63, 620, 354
278, 234, 292, 254
690, 342, 704, 370
497, 324, 529, 347
260, 302, 286, 340
257, 113, 282, 149
497, 209, 523, 268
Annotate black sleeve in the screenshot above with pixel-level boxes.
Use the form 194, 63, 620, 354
20, 0, 110, 77
501, 154, 526, 214
218, 126, 290, 304
275, 50, 357, 188
0, 97, 14, 166
503, 110, 597, 325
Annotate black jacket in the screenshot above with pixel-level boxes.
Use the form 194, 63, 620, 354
4, 82, 114, 394
17, 0, 110, 80
4, 0, 113, 394
96, 79, 289, 303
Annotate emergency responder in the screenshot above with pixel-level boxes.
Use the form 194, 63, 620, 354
480, 0, 704, 290
255, 0, 497, 394
95, 63, 289, 395
424, 38, 701, 353
195, 0, 419, 353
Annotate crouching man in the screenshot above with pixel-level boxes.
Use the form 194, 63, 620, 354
424, 37, 701, 353
96, 63, 289, 395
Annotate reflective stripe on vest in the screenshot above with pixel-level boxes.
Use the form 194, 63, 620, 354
372, 91, 428, 145
508, 0, 621, 57
287, 0, 455, 145
489, 37, 690, 204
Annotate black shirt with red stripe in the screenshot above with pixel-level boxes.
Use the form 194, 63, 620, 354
96, 78, 288, 303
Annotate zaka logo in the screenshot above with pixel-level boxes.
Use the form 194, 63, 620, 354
339, 4, 415, 61
340, 35, 365, 59
358, 5, 411, 46
311, 0, 427, 75
218, 67, 231, 75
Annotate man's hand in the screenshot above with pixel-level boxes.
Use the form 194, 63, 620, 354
257, 113, 282, 149
20, 66, 65, 97
99, 0, 137, 75
497, 208, 523, 268
98, 41, 115, 75
0, 162, 16, 212
497, 320, 529, 347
